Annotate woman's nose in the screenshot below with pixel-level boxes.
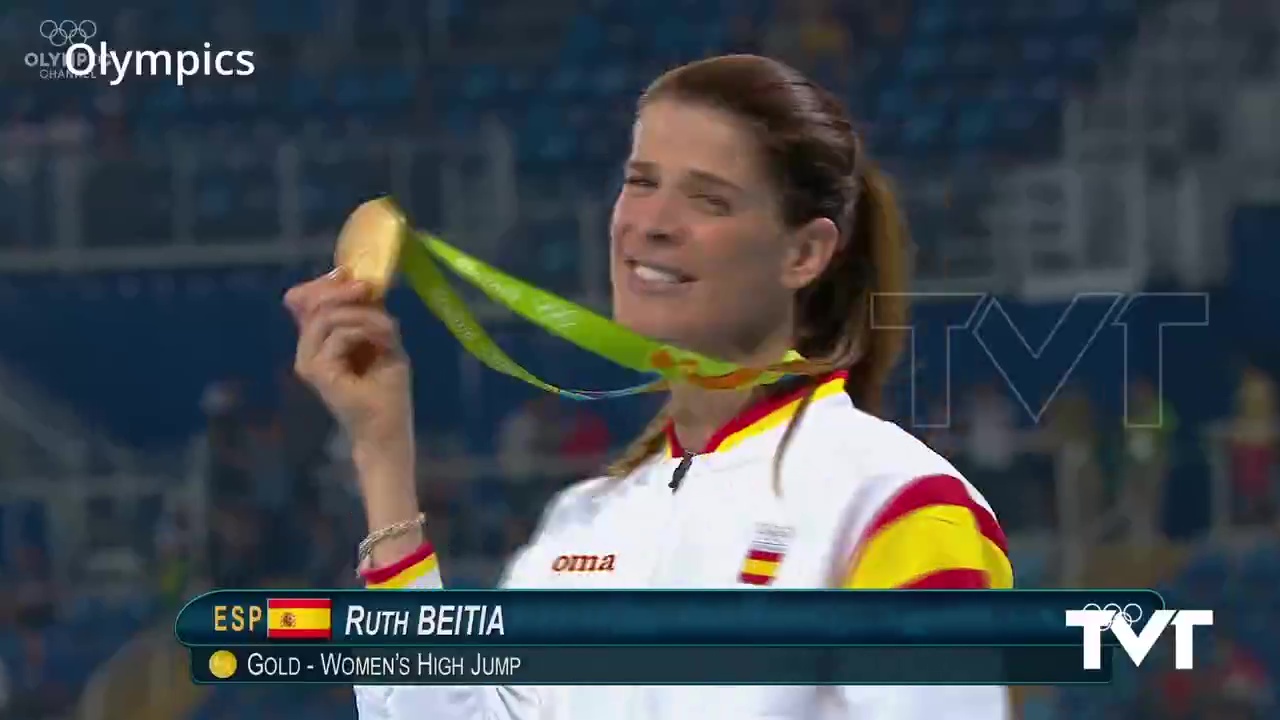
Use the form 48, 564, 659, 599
636, 196, 684, 245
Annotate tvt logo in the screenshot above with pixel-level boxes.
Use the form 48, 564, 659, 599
872, 292, 1209, 429
1065, 603, 1214, 670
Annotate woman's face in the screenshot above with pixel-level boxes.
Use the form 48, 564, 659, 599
610, 100, 832, 360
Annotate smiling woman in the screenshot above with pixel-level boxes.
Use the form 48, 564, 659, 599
605, 55, 912, 482
284, 53, 1013, 720
612, 100, 799, 349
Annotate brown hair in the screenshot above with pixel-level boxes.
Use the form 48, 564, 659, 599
606, 55, 911, 480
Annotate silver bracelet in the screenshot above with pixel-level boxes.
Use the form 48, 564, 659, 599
356, 512, 427, 574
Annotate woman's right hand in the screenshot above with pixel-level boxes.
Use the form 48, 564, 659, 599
286, 270, 423, 556
284, 268, 413, 451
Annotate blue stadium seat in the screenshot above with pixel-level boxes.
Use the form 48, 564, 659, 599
334, 70, 371, 109
82, 155, 177, 246
1020, 35, 1063, 70
915, 3, 954, 37
191, 150, 280, 242
563, 15, 608, 59
462, 66, 505, 106
902, 44, 947, 81
955, 103, 998, 148
959, 4, 1002, 34
373, 68, 414, 107
548, 67, 589, 101
951, 40, 997, 77
901, 106, 948, 154
590, 65, 630, 100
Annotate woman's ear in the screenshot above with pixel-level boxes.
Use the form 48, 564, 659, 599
780, 217, 840, 290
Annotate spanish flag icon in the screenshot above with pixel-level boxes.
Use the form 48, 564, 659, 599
738, 523, 793, 586
738, 547, 783, 586
267, 598, 332, 640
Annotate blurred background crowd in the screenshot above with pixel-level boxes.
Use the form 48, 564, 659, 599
1, 0, 1279, 718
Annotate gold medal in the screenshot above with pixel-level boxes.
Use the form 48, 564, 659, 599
334, 198, 407, 299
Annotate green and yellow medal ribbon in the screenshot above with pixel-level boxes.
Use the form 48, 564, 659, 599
346, 197, 805, 401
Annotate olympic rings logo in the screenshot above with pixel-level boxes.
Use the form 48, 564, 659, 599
1081, 602, 1144, 630
39, 20, 97, 48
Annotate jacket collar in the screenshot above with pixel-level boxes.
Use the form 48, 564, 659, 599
663, 370, 849, 458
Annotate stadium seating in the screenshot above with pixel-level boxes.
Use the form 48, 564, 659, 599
2, 0, 1279, 718
2, 0, 1144, 262
0, 604, 151, 717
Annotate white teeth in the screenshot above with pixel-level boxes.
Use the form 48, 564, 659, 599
633, 264, 682, 284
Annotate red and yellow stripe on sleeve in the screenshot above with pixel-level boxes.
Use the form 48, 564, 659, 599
361, 541, 441, 589
843, 474, 1013, 590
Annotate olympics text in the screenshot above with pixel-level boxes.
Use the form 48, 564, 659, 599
31, 20, 255, 86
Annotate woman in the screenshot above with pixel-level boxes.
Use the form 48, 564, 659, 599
286, 55, 1013, 719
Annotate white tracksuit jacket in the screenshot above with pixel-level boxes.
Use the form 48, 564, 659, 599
354, 372, 1014, 719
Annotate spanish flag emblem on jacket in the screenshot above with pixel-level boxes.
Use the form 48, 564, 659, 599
267, 598, 332, 640
738, 523, 793, 586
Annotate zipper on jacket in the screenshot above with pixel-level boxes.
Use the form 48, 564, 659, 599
668, 452, 693, 492
649, 453, 694, 586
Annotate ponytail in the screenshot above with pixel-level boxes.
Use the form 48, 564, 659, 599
842, 162, 910, 415
767, 156, 911, 487
786, 153, 911, 413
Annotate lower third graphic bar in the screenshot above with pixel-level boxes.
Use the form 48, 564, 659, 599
192, 645, 1109, 685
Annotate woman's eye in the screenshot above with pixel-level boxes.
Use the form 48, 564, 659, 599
623, 176, 656, 188
695, 194, 731, 214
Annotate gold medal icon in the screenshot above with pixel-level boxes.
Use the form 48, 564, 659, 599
334, 197, 407, 300
208, 650, 238, 680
